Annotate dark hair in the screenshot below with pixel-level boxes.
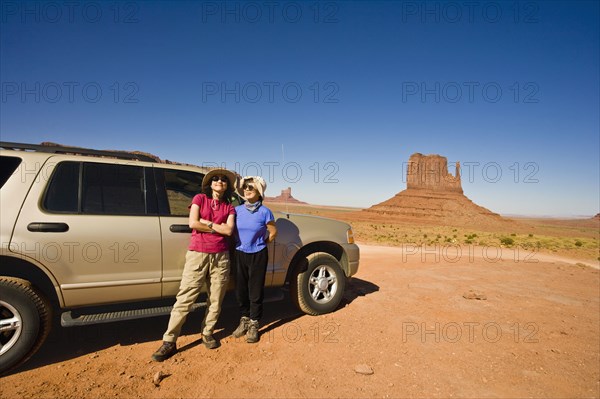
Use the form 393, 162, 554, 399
202, 181, 234, 204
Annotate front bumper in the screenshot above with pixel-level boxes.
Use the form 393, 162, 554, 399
342, 243, 360, 277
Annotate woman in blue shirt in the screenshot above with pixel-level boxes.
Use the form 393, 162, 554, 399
232, 176, 277, 343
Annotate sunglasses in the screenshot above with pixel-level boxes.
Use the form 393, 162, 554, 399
211, 175, 229, 183
242, 184, 256, 191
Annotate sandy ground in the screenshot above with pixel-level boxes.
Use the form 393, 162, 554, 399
1, 243, 599, 398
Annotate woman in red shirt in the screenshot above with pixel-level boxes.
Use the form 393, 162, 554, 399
152, 168, 236, 361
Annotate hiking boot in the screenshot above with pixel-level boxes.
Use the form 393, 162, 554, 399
246, 320, 259, 343
151, 341, 177, 362
203, 334, 218, 349
232, 316, 250, 338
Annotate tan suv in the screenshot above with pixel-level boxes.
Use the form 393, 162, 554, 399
0, 142, 359, 374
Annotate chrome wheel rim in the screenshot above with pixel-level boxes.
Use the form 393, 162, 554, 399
0, 300, 23, 356
308, 265, 338, 303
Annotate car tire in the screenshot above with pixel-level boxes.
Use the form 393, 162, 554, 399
0, 277, 52, 375
291, 253, 346, 315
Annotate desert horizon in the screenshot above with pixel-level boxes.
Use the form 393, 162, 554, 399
264, 200, 600, 266
266, 200, 599, 220
262, 152, 599, 220
264, 154, 598, 266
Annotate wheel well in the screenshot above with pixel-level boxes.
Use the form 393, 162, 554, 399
0, 256, 60, 308
284, 241, 348, 284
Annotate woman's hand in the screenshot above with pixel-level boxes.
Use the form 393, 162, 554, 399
266, 221, 277, 243
210, 214, 235, 236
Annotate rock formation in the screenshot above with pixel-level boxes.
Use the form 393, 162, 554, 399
265, 187, 307, 204
362, 153, 508, 226
406, 153, 463, 193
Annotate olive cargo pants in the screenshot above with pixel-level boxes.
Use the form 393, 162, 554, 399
163, 250, 230, 342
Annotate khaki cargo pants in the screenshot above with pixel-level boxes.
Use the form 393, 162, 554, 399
163, 250, 230, 342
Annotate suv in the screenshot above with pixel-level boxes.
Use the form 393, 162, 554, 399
0, 142, 359, 374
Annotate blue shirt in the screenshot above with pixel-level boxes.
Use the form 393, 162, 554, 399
235, 204, 275, 253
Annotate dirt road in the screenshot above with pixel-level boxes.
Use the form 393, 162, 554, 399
1, 244, 599, 398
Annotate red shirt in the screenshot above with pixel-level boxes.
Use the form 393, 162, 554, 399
188, 194, 236, 253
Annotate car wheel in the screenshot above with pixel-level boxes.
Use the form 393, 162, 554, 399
291, 253, 346, 315
0, 278, 52, 375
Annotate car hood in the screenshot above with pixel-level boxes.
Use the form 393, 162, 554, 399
273, 211, 352, 245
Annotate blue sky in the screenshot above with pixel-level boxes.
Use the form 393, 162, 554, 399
1, 1, 598, 217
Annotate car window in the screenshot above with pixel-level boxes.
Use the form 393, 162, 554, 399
82, 163, 146, 214
0, 156, 22, 189
44, 161, 148, 215
157, 169, 204, 216
44, 161, 79, 212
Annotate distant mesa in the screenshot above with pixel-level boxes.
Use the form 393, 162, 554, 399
362, 153, 509, 226
265, 187, 308, 204
406, 153, 463, 194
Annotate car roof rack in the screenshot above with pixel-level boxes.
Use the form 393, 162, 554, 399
0, 141, 159, 163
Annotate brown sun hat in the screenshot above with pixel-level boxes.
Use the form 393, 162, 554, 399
201, 168, 237, 189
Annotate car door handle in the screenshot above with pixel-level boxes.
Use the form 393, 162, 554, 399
170, 224, 192, 233
27, 222, 69, 232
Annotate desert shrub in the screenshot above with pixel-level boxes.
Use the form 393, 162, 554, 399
500, 237, 515, 246
575, 240, 583, 247
528, 233, 534, 237
510, 233, 516, 237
